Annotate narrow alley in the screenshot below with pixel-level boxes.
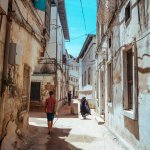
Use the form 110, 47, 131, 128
20, 100, 126, 150
0, 0, 150, 150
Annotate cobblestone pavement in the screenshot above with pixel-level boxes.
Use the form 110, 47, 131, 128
21, 103, 127, 150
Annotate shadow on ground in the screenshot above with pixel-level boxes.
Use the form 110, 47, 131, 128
46, 128, 82, 150
56, 114, 79, 118
29, 112, 79, 119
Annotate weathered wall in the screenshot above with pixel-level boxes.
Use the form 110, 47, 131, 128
0, 15, 7, 92
0, 14, 7, 138
0, 1, 45, 149
46, 6, 65, 61
96, 0, 150, 149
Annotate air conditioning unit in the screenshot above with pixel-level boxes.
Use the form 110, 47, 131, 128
9, 43, 23, 65
0, 0, 9, 14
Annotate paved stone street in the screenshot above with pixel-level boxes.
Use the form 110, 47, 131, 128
20, 102, 127, 150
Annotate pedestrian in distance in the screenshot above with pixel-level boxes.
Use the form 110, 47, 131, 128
67, 91, 72, 106
45, 91, 57, 135
80, 97, 91, 119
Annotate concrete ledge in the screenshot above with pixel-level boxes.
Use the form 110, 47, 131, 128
71, 101, 79, 115
95, 116, 105, 125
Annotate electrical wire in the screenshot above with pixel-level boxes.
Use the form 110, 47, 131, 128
136, 31, 150, 43
79, 0, 88, 35
64, 29, 96, 42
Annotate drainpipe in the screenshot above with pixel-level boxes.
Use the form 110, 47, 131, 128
0, 0, 12, 143
55, 3, 58, 100
133, 38, 138, 120
2, 4, 12, 94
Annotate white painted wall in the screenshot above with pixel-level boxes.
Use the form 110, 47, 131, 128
46, 6, 65, 63
67, 56, 79, 97
96, 0, 150, 149
79, 36, 96, 108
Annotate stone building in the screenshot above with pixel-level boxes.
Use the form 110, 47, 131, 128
78, 34, 96, 108
67, 54, 79, 98
30, 0, 70, 111
96, 0, 150, 149
0, 0, 50, 149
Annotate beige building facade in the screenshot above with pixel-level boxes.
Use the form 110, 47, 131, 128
96, 0, 150, 149
0, 0, 50, 148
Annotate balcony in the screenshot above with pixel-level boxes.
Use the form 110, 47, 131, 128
33, 58, 56, 75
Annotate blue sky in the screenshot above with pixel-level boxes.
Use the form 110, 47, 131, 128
65, 0, 96, 58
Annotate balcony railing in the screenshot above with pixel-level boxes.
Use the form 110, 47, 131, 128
33, 57, 65, 75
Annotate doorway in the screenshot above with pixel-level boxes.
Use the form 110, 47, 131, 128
30, 82, 41, 101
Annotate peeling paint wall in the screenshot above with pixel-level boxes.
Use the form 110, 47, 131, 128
0, 14, 7, 138
0, 0, 46, 148
96, 0, 150, 149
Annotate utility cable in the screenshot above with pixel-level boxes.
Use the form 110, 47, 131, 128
79, 0, 88, 35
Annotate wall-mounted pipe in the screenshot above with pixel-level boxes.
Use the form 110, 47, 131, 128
2, 1, 12, 94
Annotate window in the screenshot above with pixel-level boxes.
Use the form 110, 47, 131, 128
122, 46, 138, 119
122, 48, 133, 110
88, 67, 91, 85
107, 61, 113, 103
125, 2, 131, 24
127, 50, 133, 109
63, 54, 66, 64
108, 37, 111, 48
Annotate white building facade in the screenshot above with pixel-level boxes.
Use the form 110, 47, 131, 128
78, 35, 96, 108
67, 54, 79, 98
31, 1, 69, 111
96, 0, 150, 149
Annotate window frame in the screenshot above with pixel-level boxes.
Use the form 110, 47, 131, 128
121, 44, 138, 120
106, 60, 113, 108
125, 1, 131, 26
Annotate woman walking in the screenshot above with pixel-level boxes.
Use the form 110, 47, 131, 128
80, 97, 91, 119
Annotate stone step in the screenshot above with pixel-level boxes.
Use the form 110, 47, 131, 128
30, 102, 45, 112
